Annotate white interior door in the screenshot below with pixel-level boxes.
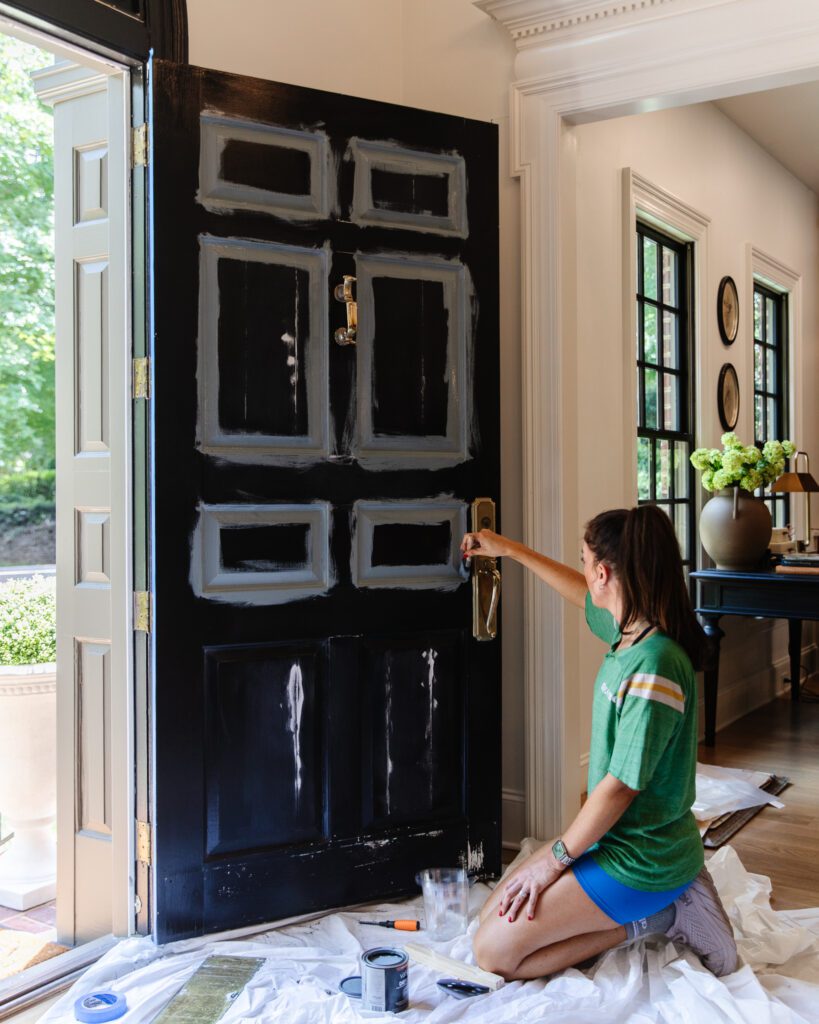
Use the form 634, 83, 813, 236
31, 53, 133, 946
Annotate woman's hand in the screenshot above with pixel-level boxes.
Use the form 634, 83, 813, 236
460, 528, 514, 561
498, 844, 565, 922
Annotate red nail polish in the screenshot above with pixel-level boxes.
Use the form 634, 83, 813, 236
508, 916, 513, 922
498, 909, 502, 916
528, 915, 533, 921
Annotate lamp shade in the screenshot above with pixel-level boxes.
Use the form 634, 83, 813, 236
770, 471, 819, 493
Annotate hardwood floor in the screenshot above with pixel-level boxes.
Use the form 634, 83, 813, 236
698, 689, 819, 911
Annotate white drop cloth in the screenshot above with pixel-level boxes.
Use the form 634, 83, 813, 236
693, 763, 785, 820
36, 847, 819, 1024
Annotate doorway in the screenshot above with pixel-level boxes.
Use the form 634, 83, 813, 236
0, 12, 135, 991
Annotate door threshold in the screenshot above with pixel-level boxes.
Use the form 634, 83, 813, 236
0, 935, 116, 1021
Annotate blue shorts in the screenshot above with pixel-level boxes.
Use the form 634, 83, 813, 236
572, 852, 693, 925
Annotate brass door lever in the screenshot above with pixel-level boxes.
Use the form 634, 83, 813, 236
333, 275, 357, 346
470, 497, 500, 641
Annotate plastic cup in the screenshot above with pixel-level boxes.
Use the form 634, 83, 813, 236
415, 867, 468, 941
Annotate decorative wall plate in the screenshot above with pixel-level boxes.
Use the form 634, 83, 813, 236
717, 362, 739, 430
717, 275, 739, 345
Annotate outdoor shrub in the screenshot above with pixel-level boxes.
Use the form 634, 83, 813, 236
0, 498, 54, 530
0, 469, 55, 503
0, 574, 56, 666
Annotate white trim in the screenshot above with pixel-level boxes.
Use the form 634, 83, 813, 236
501, 787, 526, 850
624, 170, 709, 520
745, 247, 803, 525
484, 0, 819, 838
473, 0, 736, 46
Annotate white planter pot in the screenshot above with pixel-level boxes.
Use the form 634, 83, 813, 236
0, 662, 57, 911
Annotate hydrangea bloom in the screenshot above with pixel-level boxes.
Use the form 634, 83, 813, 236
689, 436, 794, 493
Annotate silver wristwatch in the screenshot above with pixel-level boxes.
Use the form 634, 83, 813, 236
551, 838, 576, 867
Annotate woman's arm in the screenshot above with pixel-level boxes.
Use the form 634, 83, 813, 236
499, 774, 638, 921
461, 529, 588, 609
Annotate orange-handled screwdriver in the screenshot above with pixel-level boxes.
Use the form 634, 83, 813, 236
358, 920, 421, 931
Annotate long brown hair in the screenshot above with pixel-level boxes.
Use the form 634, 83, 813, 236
584, 505, 706, 669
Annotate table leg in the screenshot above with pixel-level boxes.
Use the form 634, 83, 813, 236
788, 619, 802, 701
701, 615, 724, 747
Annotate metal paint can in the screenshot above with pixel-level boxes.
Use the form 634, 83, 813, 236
360, 946, 409, 1013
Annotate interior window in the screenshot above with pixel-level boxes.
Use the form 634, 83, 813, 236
635, 222, 696, 572
753, 282, 789, 528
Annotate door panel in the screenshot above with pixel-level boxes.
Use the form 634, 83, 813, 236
152, 61, 499, 942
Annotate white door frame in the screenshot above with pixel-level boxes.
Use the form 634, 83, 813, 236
3, 12, 136, 944
475, 0, 819, 837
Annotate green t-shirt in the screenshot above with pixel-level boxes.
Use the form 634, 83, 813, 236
585, 592, 703, 891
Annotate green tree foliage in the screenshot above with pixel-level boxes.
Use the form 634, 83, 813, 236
0, 35, 54, 474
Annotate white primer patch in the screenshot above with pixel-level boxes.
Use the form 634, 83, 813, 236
385, 661, 393, 815
466, 840, 485, 874
286, 662, 304, 806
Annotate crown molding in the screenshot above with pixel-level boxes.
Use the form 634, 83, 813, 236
474, 0, 741, 47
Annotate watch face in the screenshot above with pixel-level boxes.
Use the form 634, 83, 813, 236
718, 276, 739, 344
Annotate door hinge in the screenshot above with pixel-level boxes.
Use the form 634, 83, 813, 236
134, 591, 152, 633
132, 123, 149, 167
132, 357, 150, 400
136, 821, 152, 866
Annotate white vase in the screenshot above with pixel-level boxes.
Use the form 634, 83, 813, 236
0, 663, 57, 911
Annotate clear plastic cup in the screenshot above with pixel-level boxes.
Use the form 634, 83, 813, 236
415, 867, 469, 941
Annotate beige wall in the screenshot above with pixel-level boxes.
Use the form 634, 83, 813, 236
570, 102, 819, 770
186, 0, 527, 841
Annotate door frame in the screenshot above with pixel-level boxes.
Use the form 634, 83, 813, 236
476, 0, 819, 838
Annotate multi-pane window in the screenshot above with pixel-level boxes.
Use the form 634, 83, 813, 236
753, 282, 788, 527
636, 223, 695, 570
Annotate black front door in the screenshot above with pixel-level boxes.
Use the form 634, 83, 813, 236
151, 61, 500, 942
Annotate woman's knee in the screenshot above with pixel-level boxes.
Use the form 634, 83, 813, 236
472, 922, 518, 979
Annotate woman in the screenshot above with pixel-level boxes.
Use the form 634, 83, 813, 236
462, 505, 737, 981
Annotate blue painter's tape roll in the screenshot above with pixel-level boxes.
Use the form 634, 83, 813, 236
74, 991, 128, 1022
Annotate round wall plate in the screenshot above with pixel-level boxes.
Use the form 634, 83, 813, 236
717, 275, 739, 345
717, 362, 740, 430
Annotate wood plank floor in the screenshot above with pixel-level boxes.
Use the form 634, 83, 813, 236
698, 690, 819, 910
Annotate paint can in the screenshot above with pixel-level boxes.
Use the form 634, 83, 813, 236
360, 946, 409, 1013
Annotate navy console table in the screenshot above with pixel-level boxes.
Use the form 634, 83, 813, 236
691, 569, 819, 746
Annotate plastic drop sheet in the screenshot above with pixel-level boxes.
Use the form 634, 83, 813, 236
693, 763, 785, 820
36, 847, 819, 1024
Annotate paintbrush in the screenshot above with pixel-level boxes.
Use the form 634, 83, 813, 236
358, 919, 421, 931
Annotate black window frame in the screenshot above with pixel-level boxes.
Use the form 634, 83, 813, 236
1, 0, 187, 63
635, 221, 697, 572
753, 280, 789, 527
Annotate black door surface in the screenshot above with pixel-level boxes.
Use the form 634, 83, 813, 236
151, 61, 500, 942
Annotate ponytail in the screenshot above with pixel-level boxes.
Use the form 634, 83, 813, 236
584, 506, 707, 669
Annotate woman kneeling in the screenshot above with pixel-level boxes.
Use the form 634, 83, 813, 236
462, 506, 737, 981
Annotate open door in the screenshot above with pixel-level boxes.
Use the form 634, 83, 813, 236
33, 55, 133, 946
150, 62, 500, 942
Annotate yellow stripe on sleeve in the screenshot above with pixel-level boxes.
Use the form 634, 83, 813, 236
617, 673, 685, 713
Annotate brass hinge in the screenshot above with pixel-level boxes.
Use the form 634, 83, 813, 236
132, 357, 150, 400
132, 123, 149, 167
134, 591, 152, 633
136, 820, 152, 866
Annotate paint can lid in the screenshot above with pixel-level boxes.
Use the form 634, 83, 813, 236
339, 975, 362, 998
74, 991, 128, 1022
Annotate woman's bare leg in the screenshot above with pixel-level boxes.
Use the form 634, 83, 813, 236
473, 866, 627, 980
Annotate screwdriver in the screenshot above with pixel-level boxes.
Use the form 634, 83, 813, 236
358, 920, 421, 931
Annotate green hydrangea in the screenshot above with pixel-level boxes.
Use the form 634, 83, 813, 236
0, 574, 56, 666
690, 436, 795, 493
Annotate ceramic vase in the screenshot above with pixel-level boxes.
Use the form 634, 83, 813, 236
0, 662, 57, 911
698, 488, 772, 571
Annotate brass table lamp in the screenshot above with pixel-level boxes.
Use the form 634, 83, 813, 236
770, 451, 819, 551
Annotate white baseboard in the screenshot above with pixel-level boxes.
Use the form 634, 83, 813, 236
501, 787, 525, 851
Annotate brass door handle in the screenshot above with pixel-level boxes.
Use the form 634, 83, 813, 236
471, 497, 500, 641
333, 274, 357, 346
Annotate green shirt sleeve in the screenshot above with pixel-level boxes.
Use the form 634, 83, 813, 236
608, 697, 681, 791
607, 652, 686, 791
585, 590, 619, 645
